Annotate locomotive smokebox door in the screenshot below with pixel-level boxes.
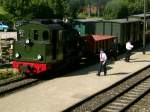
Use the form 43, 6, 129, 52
13, 24, 48, 63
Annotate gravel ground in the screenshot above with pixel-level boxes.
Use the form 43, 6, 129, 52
66, 67, 150, 112
127, 93, 150, 112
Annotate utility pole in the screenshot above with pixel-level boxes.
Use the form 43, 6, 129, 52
143, 0, 146, 54
96, 0, 99, 17
88, 0, 91, 17
79, 0, 82, 10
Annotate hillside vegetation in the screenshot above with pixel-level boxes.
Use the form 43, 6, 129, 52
0, 0, 149, 23
0, 6, 7, 15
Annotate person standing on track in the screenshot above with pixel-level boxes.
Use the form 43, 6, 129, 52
125, 40, 134, 62
97, 49, 107, 76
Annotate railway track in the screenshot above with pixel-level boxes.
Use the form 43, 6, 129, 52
127, 93, 150, 111
0, 63, 11, 68
0, 76, 39, 96
0, 75, 25, 86
63, 65, 150, 112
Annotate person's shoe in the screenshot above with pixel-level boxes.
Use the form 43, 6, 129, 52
96, 74, 100, 76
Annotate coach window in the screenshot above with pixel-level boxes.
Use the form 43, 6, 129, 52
33, 30, 39, 40
43, 31, 49, 40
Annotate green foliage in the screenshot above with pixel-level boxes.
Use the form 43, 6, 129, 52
0, 0, 33, 24
0, 0, 149, 21
78, 13, 88, 19
0, 6, 8, 15
32, 3, 53, 19
0, 14, 7, 20
68, 0, 80, 18
103, 0, 150, 19
50, 0, 68, 18
127, 0, 144, 15
0, 0, 71, 21
103, 0, 128, 19
0, 69, 19, 80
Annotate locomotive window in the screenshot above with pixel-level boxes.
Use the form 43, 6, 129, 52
33, 30, 39, 40
43, 31, 49, 40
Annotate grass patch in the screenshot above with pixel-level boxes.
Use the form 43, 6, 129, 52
0, 69, 19, 80
0, 6, 8, 15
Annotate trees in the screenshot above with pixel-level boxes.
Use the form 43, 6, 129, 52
1, 0, 33, 19
103, 0, 128, 19
0, 0, 71, 29
127, 0, 144, 15
68, 0, 81, 18
49, 0, 69, 18
0, 0, 149, 21
103, 0, 150, 20
31, 0, 53, 19
0, 0, 70, 20
0, 0, 33, 28
32, 0, 69, 19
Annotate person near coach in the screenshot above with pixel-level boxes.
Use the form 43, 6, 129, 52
125, 40, 134, 62
110, 39, 119, 60
97, 49, 107, 76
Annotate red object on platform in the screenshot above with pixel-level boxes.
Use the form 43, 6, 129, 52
92, 35, 115, 41
12, 61, 49, 74
82, 35, 115, 55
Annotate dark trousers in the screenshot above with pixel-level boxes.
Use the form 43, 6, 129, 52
98, 61, 107, 75
125, 50, 131, 62
111, 50, 118, 60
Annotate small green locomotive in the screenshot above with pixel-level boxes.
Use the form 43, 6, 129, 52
13, 20, 80, 75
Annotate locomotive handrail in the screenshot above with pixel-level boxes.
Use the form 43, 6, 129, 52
15, 40, 50, 44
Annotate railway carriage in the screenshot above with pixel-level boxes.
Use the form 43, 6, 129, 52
80, 35, 115, 56
73, 18, 103, 36
103, 18, 142, 46
73, 18, 143, 52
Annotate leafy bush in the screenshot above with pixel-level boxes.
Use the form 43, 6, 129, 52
0, 69, 19, 80
103, 0, 128, 19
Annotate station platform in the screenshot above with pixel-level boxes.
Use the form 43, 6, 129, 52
0, 45, 150, 112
